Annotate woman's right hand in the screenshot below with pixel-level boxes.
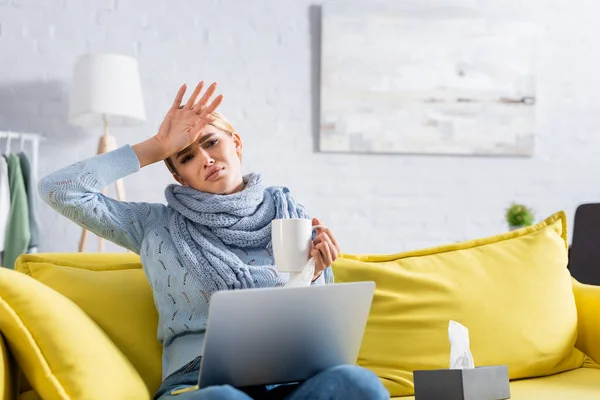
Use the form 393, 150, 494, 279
154, 81, 223, 158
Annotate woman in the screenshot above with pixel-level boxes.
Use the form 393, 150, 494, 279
39, 81, 389, 400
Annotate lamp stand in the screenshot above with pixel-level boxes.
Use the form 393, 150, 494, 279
78, 116, 126, 252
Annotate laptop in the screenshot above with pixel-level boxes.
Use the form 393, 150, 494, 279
191, 281, 376, 390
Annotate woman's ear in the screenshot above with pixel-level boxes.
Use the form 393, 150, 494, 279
173, 173, 189, 187
232, 132, 243, 157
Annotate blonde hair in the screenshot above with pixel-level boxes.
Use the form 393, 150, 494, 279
164, 111, 236, 174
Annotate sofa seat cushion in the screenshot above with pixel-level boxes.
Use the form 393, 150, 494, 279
395, 367, 600, 399
332, 211, 597, 397
0, 267, 150, 400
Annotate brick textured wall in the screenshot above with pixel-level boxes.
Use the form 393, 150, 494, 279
1, 0, 599, 254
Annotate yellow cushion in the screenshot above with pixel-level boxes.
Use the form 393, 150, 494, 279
17, 391, 41, 400
0, 334, 14, 400
0, 267, 150, 399
332, 211, 596, 397
15, 253, 162, 395
573, 279, 600, 364
397, 367, 600, 400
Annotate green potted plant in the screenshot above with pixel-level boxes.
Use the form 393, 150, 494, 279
505, 203, 535, 230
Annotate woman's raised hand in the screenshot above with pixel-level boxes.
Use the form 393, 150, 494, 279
154, 81, 223, 158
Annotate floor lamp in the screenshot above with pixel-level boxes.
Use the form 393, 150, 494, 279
68, 53, 146, 252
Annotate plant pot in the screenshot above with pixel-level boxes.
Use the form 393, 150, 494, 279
509, 225, 524, 231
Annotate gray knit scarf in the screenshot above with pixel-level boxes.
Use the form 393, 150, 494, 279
165, 173, 310, 293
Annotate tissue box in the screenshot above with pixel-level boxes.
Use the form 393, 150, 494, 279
413, 366, 510, 400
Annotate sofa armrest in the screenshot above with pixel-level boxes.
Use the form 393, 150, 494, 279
0, 333, 16, 400
573, 279, 600, 364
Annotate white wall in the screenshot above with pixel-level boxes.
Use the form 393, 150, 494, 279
2, 0, 600, 254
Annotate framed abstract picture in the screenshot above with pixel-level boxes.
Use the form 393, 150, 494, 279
319, 4, 542, 156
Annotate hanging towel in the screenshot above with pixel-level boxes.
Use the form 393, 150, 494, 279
0, 156, 10, 254
18, 152, 40, 253
3, 154, 30, 269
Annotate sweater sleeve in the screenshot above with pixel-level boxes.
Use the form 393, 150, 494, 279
38, 145, 165, 254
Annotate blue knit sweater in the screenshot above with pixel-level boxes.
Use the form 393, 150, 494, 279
38, 144, 329, 379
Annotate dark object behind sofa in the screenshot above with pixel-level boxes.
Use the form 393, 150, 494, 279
568, 203, 600, 286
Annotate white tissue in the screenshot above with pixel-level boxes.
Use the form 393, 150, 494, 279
448, 320, 475, 369
284, 257, 316, 287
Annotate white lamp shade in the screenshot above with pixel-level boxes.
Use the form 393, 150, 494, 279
69, 53, 146, 127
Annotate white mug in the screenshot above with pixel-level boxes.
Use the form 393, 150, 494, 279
271, 218, 325, 273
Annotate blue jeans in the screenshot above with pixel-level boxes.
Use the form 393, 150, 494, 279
154, 357, 389, 399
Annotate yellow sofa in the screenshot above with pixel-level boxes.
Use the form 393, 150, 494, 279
1, 211, 600, 399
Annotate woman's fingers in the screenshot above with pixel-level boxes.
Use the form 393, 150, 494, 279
170, 81, 223, 130
183, 81, 205, 110
325, 228, 340, 252
188, 117, 206, 136
170, 84, 187, 110
193, 82, 218, 112
320, 233, 338, 263
316, 241, 333, 266
189, 114, 214, 137
313, 229, 340, 252
171, 80, 216, 112
199, 94, 224, 118
311, 248, 326, 273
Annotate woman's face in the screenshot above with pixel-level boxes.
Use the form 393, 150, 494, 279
169, 124, 244, 194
